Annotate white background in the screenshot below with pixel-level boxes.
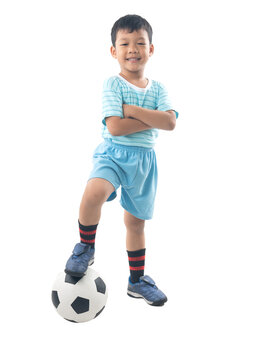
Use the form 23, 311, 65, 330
1, 0, 252, 359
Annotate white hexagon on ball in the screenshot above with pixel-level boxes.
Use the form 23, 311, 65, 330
52, 268, 108, 323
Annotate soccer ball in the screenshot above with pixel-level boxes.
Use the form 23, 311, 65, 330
51, 268, 108, 323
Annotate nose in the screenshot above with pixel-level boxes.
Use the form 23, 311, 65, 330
128, 44, 138, 53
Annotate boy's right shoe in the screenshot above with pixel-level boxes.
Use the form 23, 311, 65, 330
65, 243, 95, 278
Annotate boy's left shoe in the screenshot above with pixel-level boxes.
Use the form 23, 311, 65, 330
127, 275, 167, 306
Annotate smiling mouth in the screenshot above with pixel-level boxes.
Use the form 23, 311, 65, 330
126, 58, 141, 62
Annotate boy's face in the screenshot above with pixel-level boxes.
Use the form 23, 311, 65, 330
110, 28, 154, 77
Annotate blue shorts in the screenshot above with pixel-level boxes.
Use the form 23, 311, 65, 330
88, 139, 158, 220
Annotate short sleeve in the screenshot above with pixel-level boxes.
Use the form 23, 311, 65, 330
157, 82, 179, 119
102, 77, 124, 125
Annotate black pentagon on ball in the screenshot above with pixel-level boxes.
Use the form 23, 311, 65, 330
94, 277, 106, 294
71, 296, 89, 314
51, 290, 60, 308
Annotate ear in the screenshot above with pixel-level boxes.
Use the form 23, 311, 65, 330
110, 45, 117, 59
149, 44, 154, 57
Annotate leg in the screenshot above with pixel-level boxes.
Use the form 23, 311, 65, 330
65, 178, 115, 277
124, 210, 145, 251
79, 178, 115, 225
124, 210, 146, 283
124, 210, 167, 306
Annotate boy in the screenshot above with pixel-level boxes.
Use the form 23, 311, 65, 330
65, 14, 178, 306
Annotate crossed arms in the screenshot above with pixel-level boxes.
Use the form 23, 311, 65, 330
105, 104, 176, 136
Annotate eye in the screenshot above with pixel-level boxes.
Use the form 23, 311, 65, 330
120, 43, 128, 46
138, 43, 146, 45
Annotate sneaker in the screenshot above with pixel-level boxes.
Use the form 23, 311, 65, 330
127, 275, 167, 306
65, 243, 95, 278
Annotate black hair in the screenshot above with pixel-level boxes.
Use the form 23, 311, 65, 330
111, 14, 153, 47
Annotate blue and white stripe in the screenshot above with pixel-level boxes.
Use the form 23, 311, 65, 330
101, 75, 178, 148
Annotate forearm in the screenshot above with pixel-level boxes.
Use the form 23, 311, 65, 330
127, 105, 176, 131
106, 116, 152, 136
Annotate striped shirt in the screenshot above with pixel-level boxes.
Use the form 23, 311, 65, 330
102, 75, 178, 148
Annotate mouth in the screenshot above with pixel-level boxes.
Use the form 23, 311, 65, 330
126, 57, 141, 62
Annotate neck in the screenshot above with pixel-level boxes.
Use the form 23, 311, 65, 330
119, 71, 145, 82
119, 71, 148, 88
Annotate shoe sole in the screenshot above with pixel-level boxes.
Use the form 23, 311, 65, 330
127, 290, 167, 306
64, 258, 94, 278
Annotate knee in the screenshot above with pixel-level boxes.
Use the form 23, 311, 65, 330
82, 181, 109, 207
124, 213, 145, 234
84, 191, 105, 207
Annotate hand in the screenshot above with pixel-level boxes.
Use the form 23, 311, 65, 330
123, 104, 134, 118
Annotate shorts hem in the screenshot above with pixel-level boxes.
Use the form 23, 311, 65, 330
87, 175, 118, 192
120, 200, 153, 221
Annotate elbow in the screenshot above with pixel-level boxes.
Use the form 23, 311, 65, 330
108, 128, 120, 136
106, 117, 121, 136
163, 118, 176, 131
107, 124, 121, 136
165, 112, 176, 131
168, 118, 176, 131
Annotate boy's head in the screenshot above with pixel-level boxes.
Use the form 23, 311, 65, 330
110, 15, 154, 76
111, 14, 153, 47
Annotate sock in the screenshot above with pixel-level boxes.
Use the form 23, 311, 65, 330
127, 248, 146, 283
78, 221, 98, 249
